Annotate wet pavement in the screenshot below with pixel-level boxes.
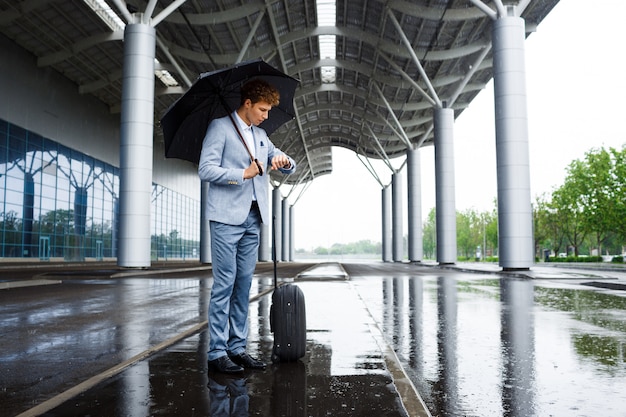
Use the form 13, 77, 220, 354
345, 262, 626, 417
1, 260, 626, 416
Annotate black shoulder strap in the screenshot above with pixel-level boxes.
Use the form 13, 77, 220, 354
227, 113, 263, 176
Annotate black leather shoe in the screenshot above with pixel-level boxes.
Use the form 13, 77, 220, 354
229, 352, 267, 370
208, 355, 244, 374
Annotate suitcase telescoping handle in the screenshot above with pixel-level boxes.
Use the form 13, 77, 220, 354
272, 214, 277, 289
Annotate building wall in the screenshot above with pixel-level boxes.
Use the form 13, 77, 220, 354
0, 33, 200, 198
0, 34, 201, 260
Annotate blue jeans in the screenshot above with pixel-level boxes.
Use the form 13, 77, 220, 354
208, 208, 260, 361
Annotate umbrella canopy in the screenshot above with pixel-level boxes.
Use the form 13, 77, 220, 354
160, 59, 300, 165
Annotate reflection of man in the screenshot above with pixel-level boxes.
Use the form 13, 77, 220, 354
199, 79, 296, 374
208, 375, 249, 417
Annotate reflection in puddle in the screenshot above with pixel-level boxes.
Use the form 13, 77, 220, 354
208, 374, 249, 417
353, 273, 626, 417
500, 278, 535, 417
44, 278, 410, 417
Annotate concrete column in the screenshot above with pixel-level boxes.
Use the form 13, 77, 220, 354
258, 183, 271, 261
258, 182, 270, 261
200, 181, 211, 264
258, 222, 270, 262
392, 172, 404, 262
289, 205, 295, 261
382, 186, 392, 262
407, 147, 423, 262
272, 188, 282, 262
281, 198, 290, 261
118, 21, 155, 268
493, 13, 533, 269
434, 107, 457, 264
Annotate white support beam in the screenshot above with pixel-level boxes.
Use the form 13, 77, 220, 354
447, 45, 492, 107
492, 0, 507, 18
355, 152, 385, 187
236, 10, 266, 63
265, 0, 314, 183
373, 82, 413, 148
109, 0, 134, 23
365, 124, 395, 172
144, 0, 158, 24
415, 124, 433, 149
373, 108, 411, 149
156, 36, 193, 88
386, 9, 442, 107
467, 0, 498, 20
152, 0, 188, 27
379, 52, 437, 107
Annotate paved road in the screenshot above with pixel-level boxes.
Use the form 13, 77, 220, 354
2, 260, 626, 416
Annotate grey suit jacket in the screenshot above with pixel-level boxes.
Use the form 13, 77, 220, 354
198, 113, 296, 225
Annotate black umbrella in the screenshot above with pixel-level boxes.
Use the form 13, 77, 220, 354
160, 59, 299, 165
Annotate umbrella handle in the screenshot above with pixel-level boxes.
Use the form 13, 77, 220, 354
253, 159, 264, 176
227, 113, 263, 176
272, 214, 277, 288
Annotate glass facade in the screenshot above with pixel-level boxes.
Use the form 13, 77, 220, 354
0, 118, 199, 261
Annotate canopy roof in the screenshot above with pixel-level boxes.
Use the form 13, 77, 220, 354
0, 0, 559, 185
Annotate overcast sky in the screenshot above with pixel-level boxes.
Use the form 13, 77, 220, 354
290, 0, 626, 251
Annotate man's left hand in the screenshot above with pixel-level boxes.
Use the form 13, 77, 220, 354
270, 155, 291, 170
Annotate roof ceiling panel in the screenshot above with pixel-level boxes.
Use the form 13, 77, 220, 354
0, 0, 560, 184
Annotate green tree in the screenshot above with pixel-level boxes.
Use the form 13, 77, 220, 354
422, 208, 436, 259
313, 246, 328, 255
456, 211, 471, 258
457, 209, 481, 258
567, 148, 614, 254
552, 147, 626, 256
311, 240, 381, 256
482, 203, 498, 259
533, 193, 565, 258
552, 176, 587, 257
614, 148, 626, 245
456, 208, 492, 260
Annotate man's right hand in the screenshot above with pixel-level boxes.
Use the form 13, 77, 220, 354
243, 159, 263, 179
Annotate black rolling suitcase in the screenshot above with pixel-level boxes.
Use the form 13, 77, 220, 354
270, 282, 306, 362
270, 217, 306, 363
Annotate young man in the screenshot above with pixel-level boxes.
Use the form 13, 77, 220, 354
198, 79, 296, 374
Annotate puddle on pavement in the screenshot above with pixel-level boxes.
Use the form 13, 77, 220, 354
10, 269, 626, 417
351, 274, 626, 417
40, 280, 408, 417
42, 330, 406, 417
